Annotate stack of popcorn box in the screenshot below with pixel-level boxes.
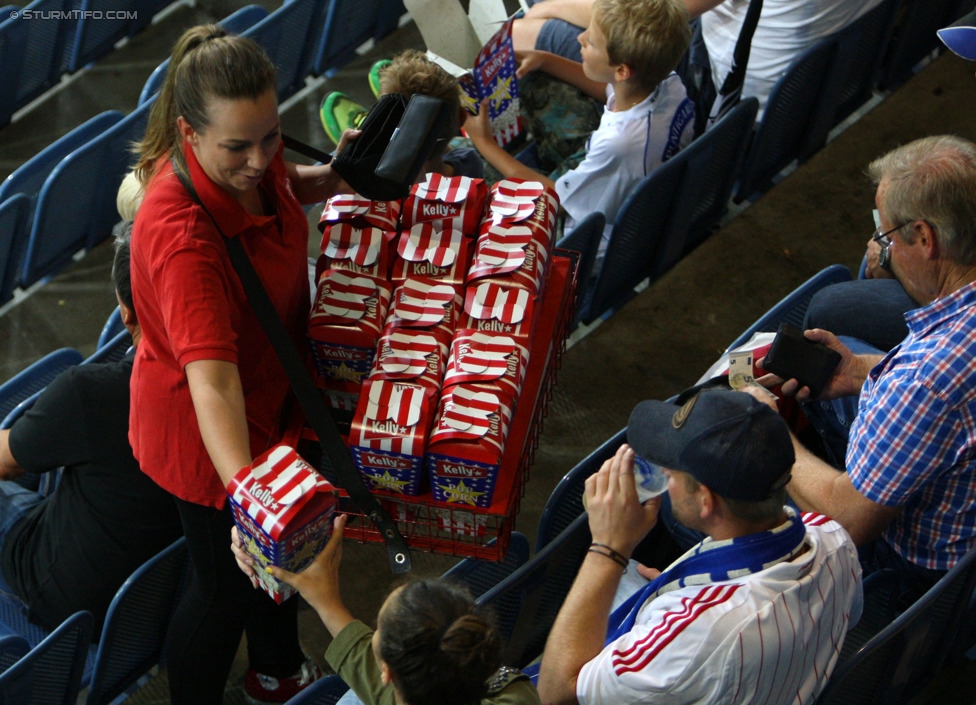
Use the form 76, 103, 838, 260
309, 174, 559, 514
228, 445, 339, 602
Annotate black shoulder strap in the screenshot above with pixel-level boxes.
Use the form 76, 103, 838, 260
282, 134, 334, 165
172, 159, 412, 574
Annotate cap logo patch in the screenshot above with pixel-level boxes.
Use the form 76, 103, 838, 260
672, 395, 698, 429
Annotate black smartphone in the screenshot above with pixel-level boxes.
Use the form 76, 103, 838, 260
763, 323, 841, 398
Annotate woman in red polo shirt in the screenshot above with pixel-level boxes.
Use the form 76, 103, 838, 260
128, 25, 352, 704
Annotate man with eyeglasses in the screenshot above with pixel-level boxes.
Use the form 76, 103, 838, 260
748, 134, 976, 606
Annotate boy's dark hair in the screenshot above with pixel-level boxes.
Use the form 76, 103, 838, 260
112, 221, 135, 322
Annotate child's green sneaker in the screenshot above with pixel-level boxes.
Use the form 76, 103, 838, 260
320, 91, 368, 145
368, 59, 392, 99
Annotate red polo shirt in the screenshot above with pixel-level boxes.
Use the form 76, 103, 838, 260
129, 142, 310, 507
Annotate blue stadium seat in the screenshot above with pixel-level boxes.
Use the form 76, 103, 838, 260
734, 38, 837, 203
0, 194, 31, 306
0, 611, 94, 705
85, 329, 133, 366
0, 347, 83, 426
20, 100, 151, 287
0, 0, 76, 128
879, 0, 962, 89
67, 0, 143, 73
724, 264, 854, 351
137, 4, 271, 106
555, 211, 604, 327
242, 0, 320, 101
440, 532, 531, 599
284, 674, 352, 705
312, 0, 384, 75
0, 635, 29, 675
96, 306, 124, 349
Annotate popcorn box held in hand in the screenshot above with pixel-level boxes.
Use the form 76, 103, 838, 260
229, 445, 339, 603
349, 379, 439, 495
308, 270, 391, 386
401, 173, 488, 235
392, 223, 472, 287
387, 278, 463, 348
370, 326, 448, 391
318, 193, 400, 233
426, 384, 514, 507
317, 222, 395, 280
443, 330, 528, 399
461, 280, 536, 342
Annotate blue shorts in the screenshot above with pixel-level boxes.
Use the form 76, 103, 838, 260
537, 18, 584, 62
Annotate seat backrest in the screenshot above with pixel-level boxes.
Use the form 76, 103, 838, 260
21, 100, 151, 287
0, 0, 76, 127
536, 427, 626, 552
440, 532, 531, 599
555, 211, 605, 326
0, 194, 31, 306
84, 330, 133, 366
137, 4, 271, 106
314, 0, 383, 75
879, 0, 961, 89
0, 635, 29, 675
283, 674, 352, 705
650, 96, 759, 279
242, 0, 320, 101
66, 0, 141, 73
476, 513, 592, 667
0, 347, 84, 424
579, 158, 684, 324
734, 37, 837, 203
96, 306, 124, 349
815, 544, 976, 705
85, 538, 190, 705
0, 610, 94, 705
724, 264, 853, 351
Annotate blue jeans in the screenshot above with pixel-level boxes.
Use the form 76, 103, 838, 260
803, 279, 916, 353
0, 481, 45, 598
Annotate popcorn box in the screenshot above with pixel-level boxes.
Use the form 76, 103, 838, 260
308, 270, 391, 386
228, 445, 339, 603
318, 193, 400, 232
401, 173, 488, 235
387, 278, 463, 348
370, 326, 448, 391
485, 179, 559, 239
426, 384, 514, 507
443, 330, 529, 399
391, 223, 473, 287
466, 221, 551, 294
317, 222, 395, 280
460, 280, 536, 342
349, 379, 439, 495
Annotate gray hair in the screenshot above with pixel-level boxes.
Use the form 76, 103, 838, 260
868, 135, 976, 266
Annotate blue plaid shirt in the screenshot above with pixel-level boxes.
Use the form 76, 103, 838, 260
847, 280, 976, 571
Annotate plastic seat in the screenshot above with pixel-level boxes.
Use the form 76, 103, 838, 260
475, 513, 593, 667
536, 428, 626, 552
0, 635, 29, 675
313, 0, 384, 75
20, 100, 152, 287
815, 544, 976, 705
242, 0, 321, 101
0, 194, 31, 306
284, 674, 352, 705
87, 329, 133, 366
0, 0, 76, 128
440, 532, 531, 599
879, 0, 961, 89
85, 538, 190, 705
66, 0, 144, 73
137, 4, 272, 105
96, 306, 124, 349
555, 211, 604, 326
724, 264, 853, 351
0, 348, 83, 425
734, 38, 837, 203
0, 611, 94, 705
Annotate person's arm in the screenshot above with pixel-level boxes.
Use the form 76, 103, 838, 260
185, 359, 253, 488
517, 50, 608, 102
464, 101, 557, 190
523, 0, 593, 26
285, 129, 360, 205
0, 430, 24, 481
538, 444, 660, 705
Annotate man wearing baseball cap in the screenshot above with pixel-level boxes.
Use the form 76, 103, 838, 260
537, 389, 862, 705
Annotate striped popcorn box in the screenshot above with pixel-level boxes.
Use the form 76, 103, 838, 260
308, 270, 391, 386
425, 384, 515, 508
443, 330, 528, 399
387, 278, 463, 348
370, 325, 448, 391
349, 379, 439, 496
466, 221, 550, 294
318, 193, 401, 233
228, 445, 339, 603
485, 179, 559, 238
391, 222, 472, 287
400, 173, 487, 235
317, 222, 395, 280
461, 280, 536, 342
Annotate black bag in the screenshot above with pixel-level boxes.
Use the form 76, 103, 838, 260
332, 93, 455, 201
